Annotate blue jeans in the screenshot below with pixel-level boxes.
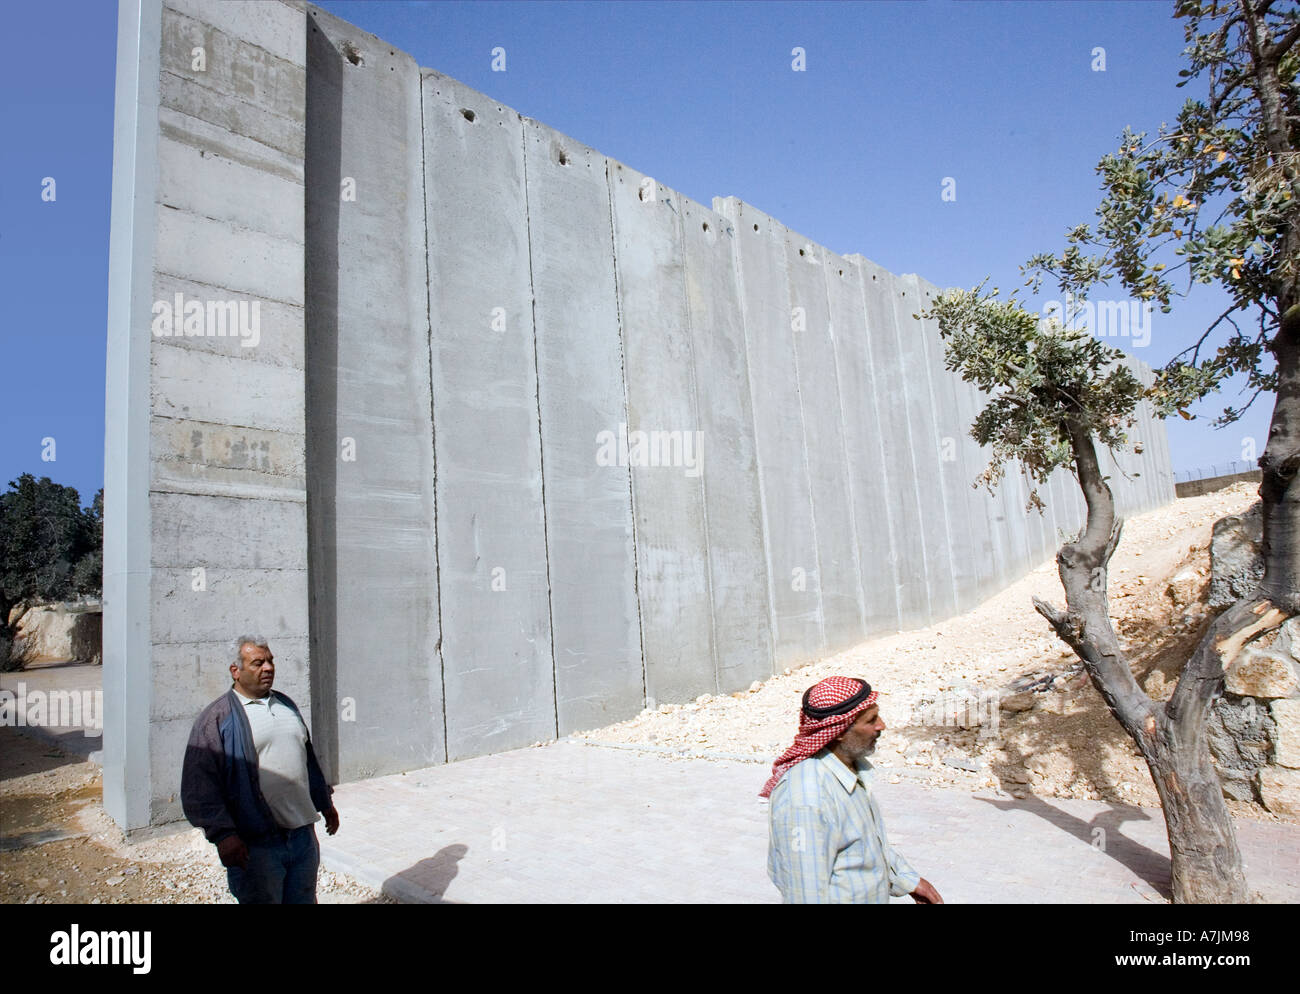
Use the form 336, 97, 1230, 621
226, 824, 319, 904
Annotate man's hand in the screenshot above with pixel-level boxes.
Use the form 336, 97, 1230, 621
217, 834, 249, 870
910, 877, 943, 904
324, 806, 340, 836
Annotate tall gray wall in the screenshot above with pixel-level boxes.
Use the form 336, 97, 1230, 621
304, 10, 442, 782
105, 0, 1179, 827
105, 0, 310, 829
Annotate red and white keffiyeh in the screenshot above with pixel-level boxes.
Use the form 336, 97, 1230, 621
759, 676, 878, 798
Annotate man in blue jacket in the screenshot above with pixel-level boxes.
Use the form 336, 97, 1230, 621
181, 636, 339, 904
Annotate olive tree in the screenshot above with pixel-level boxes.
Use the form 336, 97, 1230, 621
926, 0, 1297, 903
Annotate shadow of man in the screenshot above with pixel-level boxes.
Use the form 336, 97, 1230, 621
383, 844, 470, 903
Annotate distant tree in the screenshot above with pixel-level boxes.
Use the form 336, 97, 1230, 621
0, 474, 100, 627
927, 0, 1297, 903
72, 488, 104, 597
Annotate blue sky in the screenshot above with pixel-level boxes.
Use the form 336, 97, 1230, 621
0, 0, 1271, 508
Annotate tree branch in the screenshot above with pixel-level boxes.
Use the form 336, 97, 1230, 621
1167, 595, 1289, 735
1267, 19, 1300, 60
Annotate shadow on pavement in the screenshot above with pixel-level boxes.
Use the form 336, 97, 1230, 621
975, 792, 1171, 899
382, 843, 470, 903
0, 725, 89, 782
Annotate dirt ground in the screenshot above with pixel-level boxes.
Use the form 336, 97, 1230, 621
0, 730, 390, 904
576, 482, 1294, 824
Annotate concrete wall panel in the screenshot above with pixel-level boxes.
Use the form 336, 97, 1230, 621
849, 256, 930, 629
1022, 465, 1051, 565
681, 198, 775, 690
155, 208, 303, 306
150, 416, 304, 495
783, 227, 865, 649
152, 272, 303, 368
524, 119, 644, 734
954, 374, 1011, 600
305, 10, 443, 779
909, 276, 982, 611
821, 250, 901, 635
609, 166, 716, 703
109, 0, 311, 828
420, 71, 557, 760
718, 199, 824, 664
151, 344, 304, 435
889, 274, 957, 623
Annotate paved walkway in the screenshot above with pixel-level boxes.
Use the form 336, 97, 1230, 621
319, 740, 1300, 904
0, 661, 102, 760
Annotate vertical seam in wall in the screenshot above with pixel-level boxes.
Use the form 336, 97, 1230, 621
675, 201, 720, 695
519, 124, 561, 739
966, 380, 1007, 594
888, 276, 934, 622
818, 248, 868, 641
852, 261, 904, 631
721, 201, 780, 674
417, 76, 449, 763
1149, 361, 1170, 506
785, 226, 828, 654
927, 282, 990, 603
605, 159, 649, 707
1018, 462, 1039, 567
1149, 362, 1172, 505
910, 275, 961, 616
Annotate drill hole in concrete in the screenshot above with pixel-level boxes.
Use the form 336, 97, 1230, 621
342, 42, 363, 66
753, 223, 759, 232
558, 148, 570, 166
461, 108, 476, 122
798, 248, 805, 257
702, 222, 710, 232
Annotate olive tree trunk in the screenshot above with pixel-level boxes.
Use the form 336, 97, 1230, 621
1030, 417, 1291, 903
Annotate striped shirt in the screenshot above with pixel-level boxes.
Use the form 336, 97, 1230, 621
767, 749, 920, 904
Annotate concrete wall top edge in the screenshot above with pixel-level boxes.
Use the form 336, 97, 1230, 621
520, 115, 606, 167
294, 5, 952, 301
299, 10, 932, 296
606, 159, 733, 230
307, 4, 417, 73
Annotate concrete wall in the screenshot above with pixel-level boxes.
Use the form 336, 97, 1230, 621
106, 0, 309, 829
304, 10, 442, 782
106, 0, 1180, 827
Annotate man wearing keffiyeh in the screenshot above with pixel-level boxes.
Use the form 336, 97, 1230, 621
764, 675, 943, 904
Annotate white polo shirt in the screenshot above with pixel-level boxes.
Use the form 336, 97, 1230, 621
234, 687, 319, 830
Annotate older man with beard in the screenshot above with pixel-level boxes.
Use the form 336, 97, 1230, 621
763, 676, 943, 904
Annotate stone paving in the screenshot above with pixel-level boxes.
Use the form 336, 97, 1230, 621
319, 739, 1300, 904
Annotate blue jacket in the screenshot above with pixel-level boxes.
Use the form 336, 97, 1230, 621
180, 688, 333, 844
